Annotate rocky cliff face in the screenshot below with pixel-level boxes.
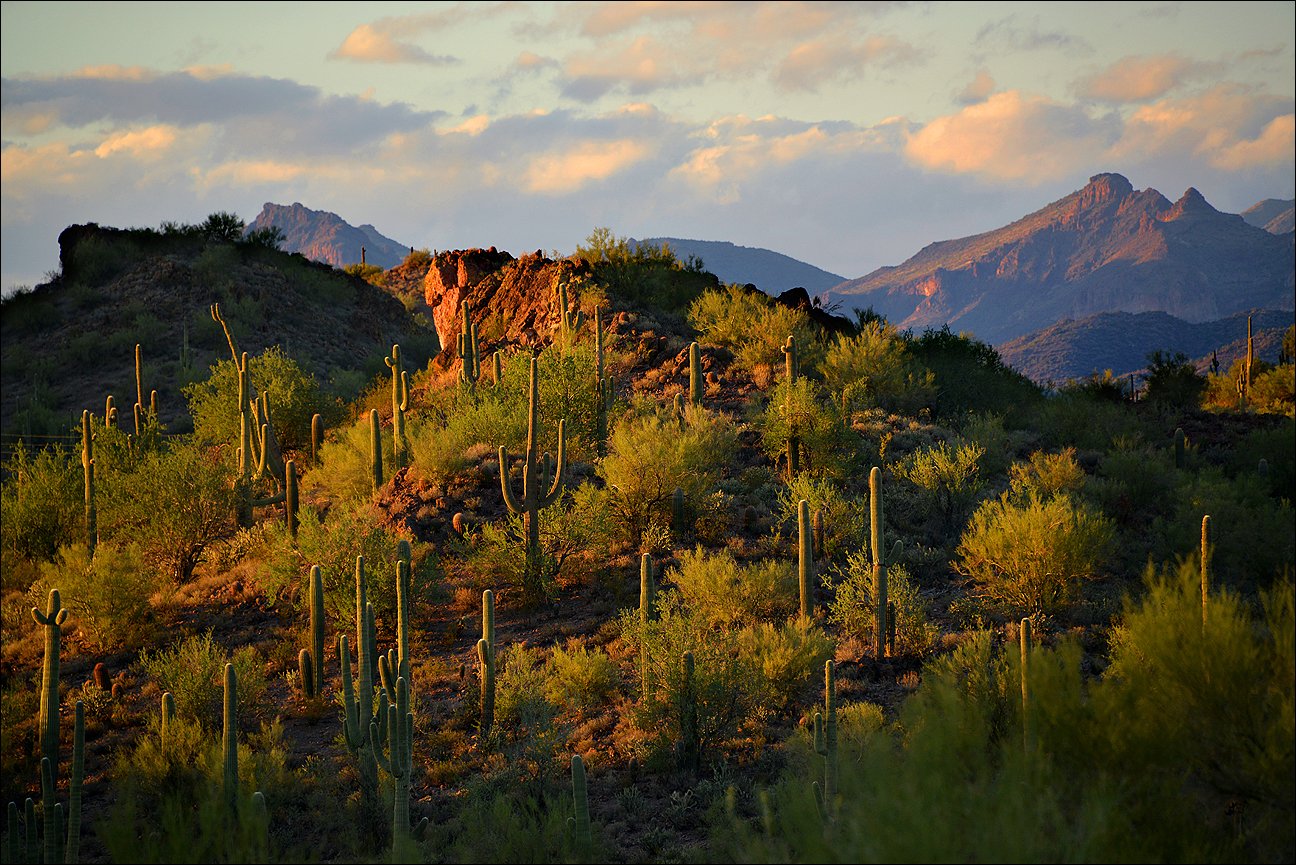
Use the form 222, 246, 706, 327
830, 173, 1295, 344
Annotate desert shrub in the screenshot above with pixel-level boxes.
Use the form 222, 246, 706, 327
493, 645, 563, 749
303, 412, 396, 502
544, 640, 620, 712
577, 227, 715, 312
737, 618, 835, 709
65, 234, 139, 286
408, 387, 525, 482
1228, 420, 1295, 501
185, 346, 341, 454
757, 377, 856, 481
825, 552, 937, 657
137, 632, 268, 728
403, 248, 433, 268
670, 547, 798, 628
774, 474, 868, 561
907, 325, 1041, 422
97, 438, 238, 583
31, 542, 157, 650
1093, 438, 1178, 518
1007, 447, 1086, 501
259, 502, 424, 627
893, 438, 986, 534
1143, 349, 1206, 408
821, 321, 934, 414
618, 590, 761, 762
956, 492, 1114, 617
687, 284, 770, 350
1151, 467, 1295, 592
0, 441, 80, 563
688, 284, 825, 377
437, 784, 592, 865
200, 211, 244, 242
958, 411, 1022, 478
1027, 390, 1148, 451
1248, 364, 1295, 415
599, 405, 737, 549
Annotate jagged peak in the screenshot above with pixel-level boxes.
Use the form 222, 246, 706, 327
1163, 186, 1221, 220
1078, 173, 1134, 208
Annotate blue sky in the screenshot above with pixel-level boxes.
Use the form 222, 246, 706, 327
2, 1, 1293, 293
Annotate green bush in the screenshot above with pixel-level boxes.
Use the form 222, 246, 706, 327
577, 227, 715, 312
31, 542, 157, 650
907, 325, 1041, 422
599, 405, 737, 549
956, 492, 1114, 617
1007, 447, 1086, 501
493, 645, 565, 761
757, 377, 855, 481
544, 640, 620, 712
825, 552, 937, 657
688, 284, 826, 378
737, 618, 834, 709
1143, 349, 1207, 408
0, 441, 80, 563
774, 474, 868, 561
303, 412, 395, 503
184, 346, 341, 454
137, 632, 268, 727
893, 438, 986, 534
821, 321, 934, 414
671, 546, 798, 628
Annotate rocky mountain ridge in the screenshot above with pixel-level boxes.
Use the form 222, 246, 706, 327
828, 173, 1295, 345
246, 202, 413, 269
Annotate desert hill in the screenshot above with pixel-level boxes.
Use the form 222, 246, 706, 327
246, 202, 414, 269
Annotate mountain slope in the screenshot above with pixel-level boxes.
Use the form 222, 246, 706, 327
629, 237, 845, 294
828, 173, 1294, 344
246, 202, 413, 269
998, 309, 1293, 383
1241, 198, 1295, 234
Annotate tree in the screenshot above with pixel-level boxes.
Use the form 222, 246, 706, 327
1143, 350, 1205, 408
201, 211, 245, 243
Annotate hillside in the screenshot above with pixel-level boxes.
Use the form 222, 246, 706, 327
1241, 198, 1295, 234
997, 309, 1293, 383
828, 173, 1295, 344
246, 202, 414, 269
629, 237, 846, 294
0, 223, 437, 440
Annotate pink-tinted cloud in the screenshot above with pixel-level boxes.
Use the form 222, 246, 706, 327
1213, 114, 1295, 170
1113, 84, 1294, 169
956, 69, 996, 105
523, 138, 651, 194
329, 17, 460, 65
1079, 54, 1201, 103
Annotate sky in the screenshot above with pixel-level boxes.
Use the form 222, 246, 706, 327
2, 1, 1293, 294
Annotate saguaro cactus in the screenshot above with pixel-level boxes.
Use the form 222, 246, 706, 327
33, 590, 68, 782
285, 459, 298, 538
784, 335, 800, 479
558, 281, 585, 349
339, 557, 384, 830
869, 467, 901, 659
478, 589, 496, 736
458, 302, 481, 388
798, 499, 815, 620
305, 565, 325, 697
81, 410, 97, 556
812, 660, 837, 822
570, 753, 591, 855
639, 554, 655, 699
498, 355, 567, 600
311, 413, 323, 465
385, 344, 410, 468
370, 409, 384, 493
1200, 514, 1211, 628
688, 341, 702, 407
373, 675, 424, 857
65, 700, 84, 864
594, 307, 612, 456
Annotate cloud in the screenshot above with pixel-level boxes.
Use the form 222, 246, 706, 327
329, 21, 458, 65
560, 35, 696, 101
956, 69, 996, 105
904, 90, 1118, 182
1213, 113, 1295, 170
975, 15, 1092, 53
523, 138, 652, 194
93, 125, 180, 159
773, 34, 923, 91
1078, 54, 1201, 103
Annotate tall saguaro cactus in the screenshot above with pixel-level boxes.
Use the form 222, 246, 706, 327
339, 556, 384, 832
869, 467, 901, 659
570, 753, 591, 856
33, 590, 68, 784
385, 344, 410, 468
478, 589, 496, 736
370, 409, 384, 493
812, 660, 837, 823
639, 554, 656, 699
458, 302, 481, 388
798, 499, 815, 620
498, 355, 567, 600
1200, 514, 1211, 628
372, 675, 421, 858
594, 307, 612, 456
784, 335, 801, 479
81, 410, 97, 556
688, 341, 702, 407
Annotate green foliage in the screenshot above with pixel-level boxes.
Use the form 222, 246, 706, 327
576, 227, 714, 312
758, 377, 855, 480
303, 411, 396, 502
1228, 420, 1295, 500
30, 542, 156, 651
1007, 447, 1086, 501
492, 645, 566, 763
137, 632, 268, 727
893, 438, 986, 533
543, 640, 620, 712
200, 212, 245, 243
826, 552, 937, 656
737, 618, 835, 709
599, 404, 737, 549
242, 225, 285, 250
908, 325, 1041, 421
670, 546, 798, 628
689, 285, 824, 377
1144, 349, 1206, 408
774, 474, 868, 560
185, 346, 341, 454
343, 262, 385, 284
65, 234, 139, 287
0, 442, 80, 563
403, 248, 433, 268
821, 321, 935, 414
957, 492, 1115, 617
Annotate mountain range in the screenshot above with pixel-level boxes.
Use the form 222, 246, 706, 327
628, 237, 845, 294
245, 202, 412, 269
827, 173, 1293, 345
1242, 198, 1295, 234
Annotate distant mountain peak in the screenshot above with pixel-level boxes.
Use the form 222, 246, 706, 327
246, 202, 413, 269
629, 237, 844, 294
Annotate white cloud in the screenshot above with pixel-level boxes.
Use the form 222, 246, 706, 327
94, 125, 180, 159
523, 139, 651, 194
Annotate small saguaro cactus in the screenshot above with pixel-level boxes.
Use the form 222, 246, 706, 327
104, 394, 118, 429
869, 467, 901, 659
498, 354, 568, 600
298, 649, 315, 699
784, 335, 801, 479
678, 651, 700, 773
385, 344, 411, 468
492, 350, 503, 388
458, 301, 481, 388
65, 700, 84, 864
285, 459, 298, 538
639, 554, 656, 699
370, 409, 384, 493
311, 413, 323, 465
478, 589, 496, 736
81, 410, 97, 556
688, 341, 702, 407
594, 306, 612, 456
558, 280, 585, 349
798, 499, 815, 620
1174, 427, 1186, 469
570, 753, 592, 855
812, 660, 837, 823
160, 692, 176, 748
33, 589, 68, 782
